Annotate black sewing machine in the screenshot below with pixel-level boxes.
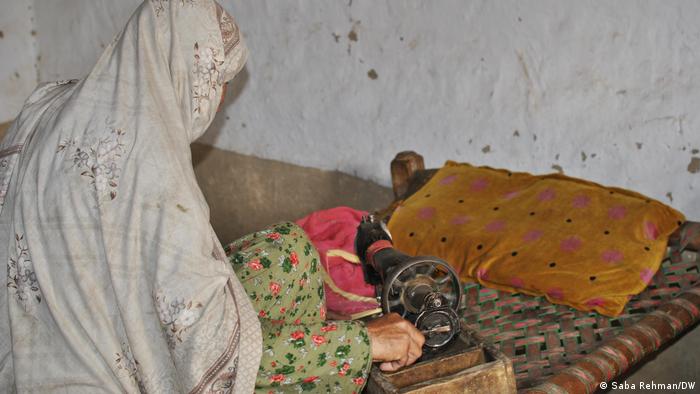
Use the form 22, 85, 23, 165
356, 216, 517, 393
355, 215, 462, 351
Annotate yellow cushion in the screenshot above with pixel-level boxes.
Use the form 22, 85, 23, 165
387, 161, 685, 316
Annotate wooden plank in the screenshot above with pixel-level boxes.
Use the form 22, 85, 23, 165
367, 326, 517, 393
390, 151, 425, 199
401, 358, 516, 394
380, 347, 485, 388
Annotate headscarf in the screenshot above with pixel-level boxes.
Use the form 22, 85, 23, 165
0, 1, 261, 392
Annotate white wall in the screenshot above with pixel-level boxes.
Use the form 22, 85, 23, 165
33, 0, 141, 82
5, 0, 700, 218
0, 0, 37, 122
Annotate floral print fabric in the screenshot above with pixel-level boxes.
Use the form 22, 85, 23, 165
226, 222, 371, 393
56, 119, 128, 203
7, 233, 42, 312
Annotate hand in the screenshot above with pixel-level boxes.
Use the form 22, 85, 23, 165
365, 313, 425, 372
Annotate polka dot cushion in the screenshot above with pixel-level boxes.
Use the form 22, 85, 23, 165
387, 161, 685, 316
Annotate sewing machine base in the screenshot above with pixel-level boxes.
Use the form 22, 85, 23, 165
365, 326, 516, 394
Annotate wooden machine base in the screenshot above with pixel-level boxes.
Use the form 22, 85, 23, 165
366, 326, 516, 393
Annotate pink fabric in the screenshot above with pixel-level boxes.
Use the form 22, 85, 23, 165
296, 207, 378, 316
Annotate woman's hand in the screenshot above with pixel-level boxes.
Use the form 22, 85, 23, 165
365, 313, 425, 372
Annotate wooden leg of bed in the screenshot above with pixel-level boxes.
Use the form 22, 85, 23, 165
391, 151, 425, 200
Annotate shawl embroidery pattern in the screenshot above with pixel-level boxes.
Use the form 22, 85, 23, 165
207, 361, 239, 394
56, 122, 128, 203
217, 7, 240, 56
115, 342, 147, 391
7, 233, 43, 311
192, 42, 224, 114
152, 0, 197, 17
155, 290, 204, 349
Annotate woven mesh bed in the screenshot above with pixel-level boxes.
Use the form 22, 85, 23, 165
459, 248, 700, 391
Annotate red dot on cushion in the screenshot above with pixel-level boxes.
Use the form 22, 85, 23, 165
560, 236, 582, 252
417, 207, 436, 220
547, 287, 563, 299
601, 249, 624, 264
608, 205, 627, 220
644, 221, 659, 240
640, 268, 655, 285
451, 215, 470, 225
470, 178, 489, 192
523, 229, 543, 242
440, 175, 458, 185
572, 194, 591, 208
503, 190, 520, 200
511, 277, 524, 288
485, 219, 506, 232
585, 298, 605, 307
538, 188, 556, 202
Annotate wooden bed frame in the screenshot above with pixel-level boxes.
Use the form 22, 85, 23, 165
384, 151, 700, 393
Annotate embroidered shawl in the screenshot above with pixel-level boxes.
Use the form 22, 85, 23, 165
0, 1, 261, 392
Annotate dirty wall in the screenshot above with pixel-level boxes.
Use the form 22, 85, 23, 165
2, 0, 699, 218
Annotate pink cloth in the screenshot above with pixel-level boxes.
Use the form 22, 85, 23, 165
296, 207, 378, 316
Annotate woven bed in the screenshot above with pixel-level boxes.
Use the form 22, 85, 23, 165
381, 151, 700, 394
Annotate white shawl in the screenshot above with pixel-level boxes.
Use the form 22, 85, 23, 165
0, 0, 261, 392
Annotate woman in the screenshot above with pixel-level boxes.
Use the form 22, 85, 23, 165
0, 1, 423, 392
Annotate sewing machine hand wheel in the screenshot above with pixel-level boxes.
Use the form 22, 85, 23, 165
382, 258, 462, 348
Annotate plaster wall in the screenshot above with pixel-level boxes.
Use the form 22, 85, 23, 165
0, 0, 37, 122
6, 0, 700, 218
32, 0, 141, 83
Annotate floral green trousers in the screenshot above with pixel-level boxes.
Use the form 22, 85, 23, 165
225, 222, 371, 393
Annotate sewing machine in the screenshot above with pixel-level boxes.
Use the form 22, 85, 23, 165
355, 215, 462, 350
356, 215, 516, 393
